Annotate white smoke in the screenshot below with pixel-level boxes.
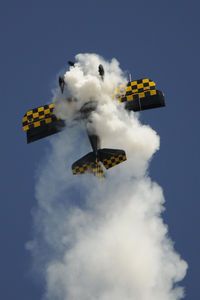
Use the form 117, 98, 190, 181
27, 54, 187, 300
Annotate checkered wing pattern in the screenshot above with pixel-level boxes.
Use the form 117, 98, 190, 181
72, 152, 105, 180
22, 103, 66, 143
22, 103, 58, 131
91, 162, 105, 180
72, 163, 90, 174
99, 148, 127, 170
115, 78, 157, 103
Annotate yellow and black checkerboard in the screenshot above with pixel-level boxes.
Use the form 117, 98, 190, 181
101, 153, 127, 169
72, 161, 105, 179
72, 150, 126, 180
22, 103, 59, 131
115, 78, 157, 103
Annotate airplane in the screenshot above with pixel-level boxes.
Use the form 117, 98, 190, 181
22, 62, 165, 179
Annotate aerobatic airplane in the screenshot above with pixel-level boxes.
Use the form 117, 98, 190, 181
22, 62, 165, 179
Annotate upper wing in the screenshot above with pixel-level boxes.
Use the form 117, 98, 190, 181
22, 103, 65, 143
115, 78, 165, 111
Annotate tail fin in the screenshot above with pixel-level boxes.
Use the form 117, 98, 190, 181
72, 152, 105, 180
98, 148, 127, 169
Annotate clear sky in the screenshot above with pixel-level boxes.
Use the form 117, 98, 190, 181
1, 0, 199, 299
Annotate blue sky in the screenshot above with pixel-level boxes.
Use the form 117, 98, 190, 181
1, 1, 199, 299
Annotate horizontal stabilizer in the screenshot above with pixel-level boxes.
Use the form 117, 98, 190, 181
72, 152, 105, 179
98, 148, 127, 169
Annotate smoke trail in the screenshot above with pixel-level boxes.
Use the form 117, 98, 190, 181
27, 54, 187, 300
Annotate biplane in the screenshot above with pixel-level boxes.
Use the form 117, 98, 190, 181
22, 62, 165, 179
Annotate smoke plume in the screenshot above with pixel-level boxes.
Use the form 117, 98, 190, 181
27, 54, 187, 300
